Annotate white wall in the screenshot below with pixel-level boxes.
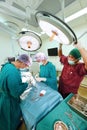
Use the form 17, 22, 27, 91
0, 31, 13, 65
0, 30, 30, 66
0, 23, 87, 73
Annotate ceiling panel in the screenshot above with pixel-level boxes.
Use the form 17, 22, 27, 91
0, 0, 87, 40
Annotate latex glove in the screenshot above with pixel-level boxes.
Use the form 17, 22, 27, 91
28, 75, 36, 86
35, 77, 46, 82
30, 76, 36, 86
21, 72, 32, 83
22, 77, 28, 83
35, 77, 42, 82
22, 72, 36, 86
35, 73, 39, 78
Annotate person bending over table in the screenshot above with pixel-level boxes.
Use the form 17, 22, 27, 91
0, 54, 32, 130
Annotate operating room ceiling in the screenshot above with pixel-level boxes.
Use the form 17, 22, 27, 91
0, 0, 87, 39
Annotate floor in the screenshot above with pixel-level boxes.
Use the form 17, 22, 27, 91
18, 122, 27, 130
19, 86, 87, 130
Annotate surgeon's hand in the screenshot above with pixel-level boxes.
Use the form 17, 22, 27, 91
28, 76, 36, 86
35, 73, 39, 79
35, 77, 46, 82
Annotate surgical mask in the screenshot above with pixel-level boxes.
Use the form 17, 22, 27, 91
68, 57, 81, 65
68, 60, 75, 65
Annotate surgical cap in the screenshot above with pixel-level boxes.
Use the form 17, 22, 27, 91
17, 54, 32, 66
34, 52, 47, 61
69, 48, 81, 60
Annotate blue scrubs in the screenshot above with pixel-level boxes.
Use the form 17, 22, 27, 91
0, 63, 28, 130
39, 62, 57, 91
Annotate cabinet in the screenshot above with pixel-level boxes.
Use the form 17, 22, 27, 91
78, 76, 87, 99
80, 76, 87, 87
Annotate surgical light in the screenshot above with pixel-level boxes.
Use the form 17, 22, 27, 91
36, 11, 77, 45
18, 31, 42, 51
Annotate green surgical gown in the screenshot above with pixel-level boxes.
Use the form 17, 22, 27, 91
0, 63, 28, 130
39, 62, 57, 90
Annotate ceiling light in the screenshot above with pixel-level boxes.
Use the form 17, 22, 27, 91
39, 20, 69, 43
36, 11, 77, 45
65, 7, 87, 23
18, 31, 42, 51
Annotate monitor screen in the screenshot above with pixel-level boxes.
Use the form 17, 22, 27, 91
48, 48, 58, 56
